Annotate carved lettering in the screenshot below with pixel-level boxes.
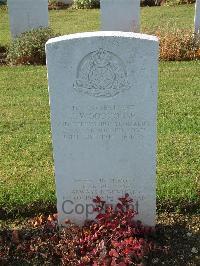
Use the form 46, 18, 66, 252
63, 104, 150, 142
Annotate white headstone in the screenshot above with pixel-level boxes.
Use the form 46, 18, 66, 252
100, 0, 140, 32
46, 31, 158, 227
7, 0, 49, 38
194, 0, 200, 33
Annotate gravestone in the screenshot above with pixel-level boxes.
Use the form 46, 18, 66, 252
194, 0, 200, 33
46, 31, 158, 227
100, 0, 140, 32
7, 0, 48, 38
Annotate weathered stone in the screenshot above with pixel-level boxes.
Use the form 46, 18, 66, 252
46, 31, 158, 227
8, 0, 48, 37
100, 0, 140, 32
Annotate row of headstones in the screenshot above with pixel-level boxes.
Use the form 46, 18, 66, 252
8, 0, 200, 38
8, 0, 140, 37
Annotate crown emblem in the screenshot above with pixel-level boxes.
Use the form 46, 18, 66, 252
74, 49, 129, 98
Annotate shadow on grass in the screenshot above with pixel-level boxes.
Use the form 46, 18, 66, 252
148, 214, 200, 265
0, 45, 7, 65
157, 198, 200, 214
0, 201, 57, 221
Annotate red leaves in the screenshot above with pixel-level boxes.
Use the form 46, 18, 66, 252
96, 213, 106, 221
93, 196, 105, 205
116, 203, 123, 211
0, 195, 155, 265
109, 249, 119, 258
74, 194, 154, 265
117, 262, 127, 266
118, 193, 133, 206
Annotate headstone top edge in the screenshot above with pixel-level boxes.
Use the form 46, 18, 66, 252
46, 31, 158, 46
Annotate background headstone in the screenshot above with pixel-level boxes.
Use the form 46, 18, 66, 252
46, 31, 158, 227
194, 0, 200, 33
7, 0, 48, 38
100, 0, 140, 32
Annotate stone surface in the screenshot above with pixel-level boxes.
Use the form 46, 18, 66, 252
7, 0, 48, 38
194, 0, 200, 33
100, 0, 140, 32
46, 31, 158, 227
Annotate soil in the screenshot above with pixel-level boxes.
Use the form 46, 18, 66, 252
149, 213, 200, 265
0, 212, 199, 265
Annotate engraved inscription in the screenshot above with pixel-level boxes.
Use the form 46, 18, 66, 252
70, 177, 144, 202
62, 177, 144, 214
74, 49, 129, 98
63, 104, 150, 142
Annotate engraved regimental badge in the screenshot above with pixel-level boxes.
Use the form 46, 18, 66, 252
74, 49, 129, 98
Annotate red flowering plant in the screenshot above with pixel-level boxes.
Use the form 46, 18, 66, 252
0, 194, 156, 266
61, 193, 155, 265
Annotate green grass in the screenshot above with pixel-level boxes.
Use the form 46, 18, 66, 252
0, 4, 196, 46
157, 61, 199, 207
0, 67, 55, 214
0, 62, 199, 216
142, 4, 195, 33
0, 6, 10, 46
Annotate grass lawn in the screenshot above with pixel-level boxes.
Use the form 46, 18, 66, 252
0, 61, 199, 217
0, 4, 199, 218
0, 4, 196, 46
